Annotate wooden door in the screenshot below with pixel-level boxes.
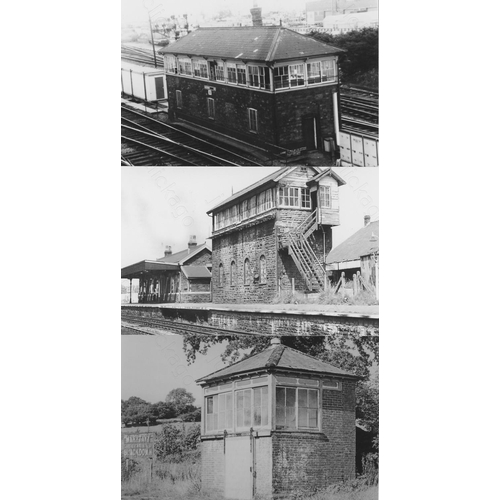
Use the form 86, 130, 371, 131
302, 116, 317, 150
225, 436, 253, 499
154, 76, 165, 99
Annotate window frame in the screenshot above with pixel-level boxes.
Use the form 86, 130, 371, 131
248, 108, 258, 133
259, 254, 267, 284
175, 90, 183, 109
319, 185, 331, 208
244, 258, 251, 286
207, 97, 215, 120
275, 385, 320, 431
218, 263, 224, 287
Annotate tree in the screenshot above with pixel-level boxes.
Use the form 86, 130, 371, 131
165, 388, 196, 416
121, 396, 157, 426
307, 27, 378, 89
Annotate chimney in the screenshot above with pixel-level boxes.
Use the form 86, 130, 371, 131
164, 245, 172, 256
250, 3, 263, 27
187, 235, 197, 252
270, 337, 281, 346
364, 215, 371, 227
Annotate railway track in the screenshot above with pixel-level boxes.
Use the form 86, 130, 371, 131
339, 86, 379, 138
121, 105, 265, 166
121, 311, 270, 337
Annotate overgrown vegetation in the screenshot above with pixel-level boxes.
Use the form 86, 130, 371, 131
122, 388, 201, 426
307, 27, 378, 90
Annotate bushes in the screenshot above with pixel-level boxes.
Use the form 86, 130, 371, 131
155, 423, 201, 462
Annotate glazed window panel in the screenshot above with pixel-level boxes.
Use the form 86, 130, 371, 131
321, 60, 336, 81
218, 392, 233, 430
273, 66, 289, 89
206, 395, 218, 432
178, 57, 192, 75
215, 62, 225, 82
253, 386, 268, 426
276, 387, 296, 429
165, 55, 177, 73
301, 188, 311, 208
319, 186, 331, 208
289, 63, 305, 87
176, 90, 183, 108
298, 388, 319, 429
248, 108, 258, 132
237, 65, 247, 84
227, 64, 237, 84
207, 98, 215, 119
193, 60, 208, 78
248, 65, 266, 88
236, 389, 252, 428
307, 61, 321, 84
279, 186, 300, 207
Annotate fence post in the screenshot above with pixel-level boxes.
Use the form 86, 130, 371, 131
353, 274, 358, 296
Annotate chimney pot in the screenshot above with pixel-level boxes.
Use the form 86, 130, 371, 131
364, 215, 371, 227
164, 245, 172, 256
270, 337, 281, 346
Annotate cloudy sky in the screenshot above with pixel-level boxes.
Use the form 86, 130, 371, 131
121, 166, 378, 268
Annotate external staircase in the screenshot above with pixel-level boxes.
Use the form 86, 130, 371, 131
287, 209, 326, 292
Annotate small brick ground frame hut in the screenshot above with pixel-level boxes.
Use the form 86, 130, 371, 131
196, 338, 359, 499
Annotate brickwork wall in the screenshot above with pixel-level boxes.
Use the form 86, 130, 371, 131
200, 438, 225, 497
212, 219, 278, 304
166, 76, 276, 147
275, 85, 337, 150
185, 248, 212, 266
166, 75, 338, 150
271, 381, 356, 497
188, 279, 211, 293
181, 292, 211, 303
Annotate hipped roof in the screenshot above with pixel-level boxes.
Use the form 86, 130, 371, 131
196, 343, 359, 384
159, 26, 344, 63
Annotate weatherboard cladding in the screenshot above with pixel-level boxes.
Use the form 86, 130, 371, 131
159, 26, 343, 63
326, 220, 379, 264
196, 344, 358, 383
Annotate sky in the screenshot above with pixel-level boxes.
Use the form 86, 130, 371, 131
122, 0, 309, 26
121, 166, 379, 269
122, 333, 231, 404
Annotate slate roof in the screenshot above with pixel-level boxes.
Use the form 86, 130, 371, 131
196, 343, 358, 383
326, 220, 379, 264
181, 265, 212, 279
159, 26, 344, 63
156, 243, 210, 264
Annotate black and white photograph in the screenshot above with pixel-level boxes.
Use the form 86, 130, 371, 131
121, 0, 378, 167
121, 166, 379, 499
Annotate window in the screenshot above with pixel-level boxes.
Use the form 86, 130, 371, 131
230, 261, 236, 286
178, 57, 192, 75
307, 61, 321, 84
236, 389, 252, 428
237, 65, 247, 85
176, 90, 182, 108
253, 386, 268, 426
248, 65, 267, 89
301, 188, 311, 208
319, 186, 331, 208
193, 59, 208, 78
289, 63, 305, 87
321, 60, 336, 81
244, 258, 251, 285
273, 66, 289, 89
278, 186, 300, 207
215, 62, 224, 82
249, 196, 257, 217
257, 188, 273, 213
165, 55, 177, 74
276, 387, 319, 430
227, 64, 237, 84
206, 392, 233, 432
248, 108, 258, 133
218, 263, 224, 287
207, 98, 215, 119
259, 255, 267, 284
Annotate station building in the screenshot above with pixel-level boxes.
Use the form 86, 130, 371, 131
207, 167, 346, 304
196, 337, 359, 499
121, 236, 212, 303
158, 24, 344, 153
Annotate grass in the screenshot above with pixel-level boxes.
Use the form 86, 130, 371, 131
272, 285, 378, 306
122, 455, 378, 500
